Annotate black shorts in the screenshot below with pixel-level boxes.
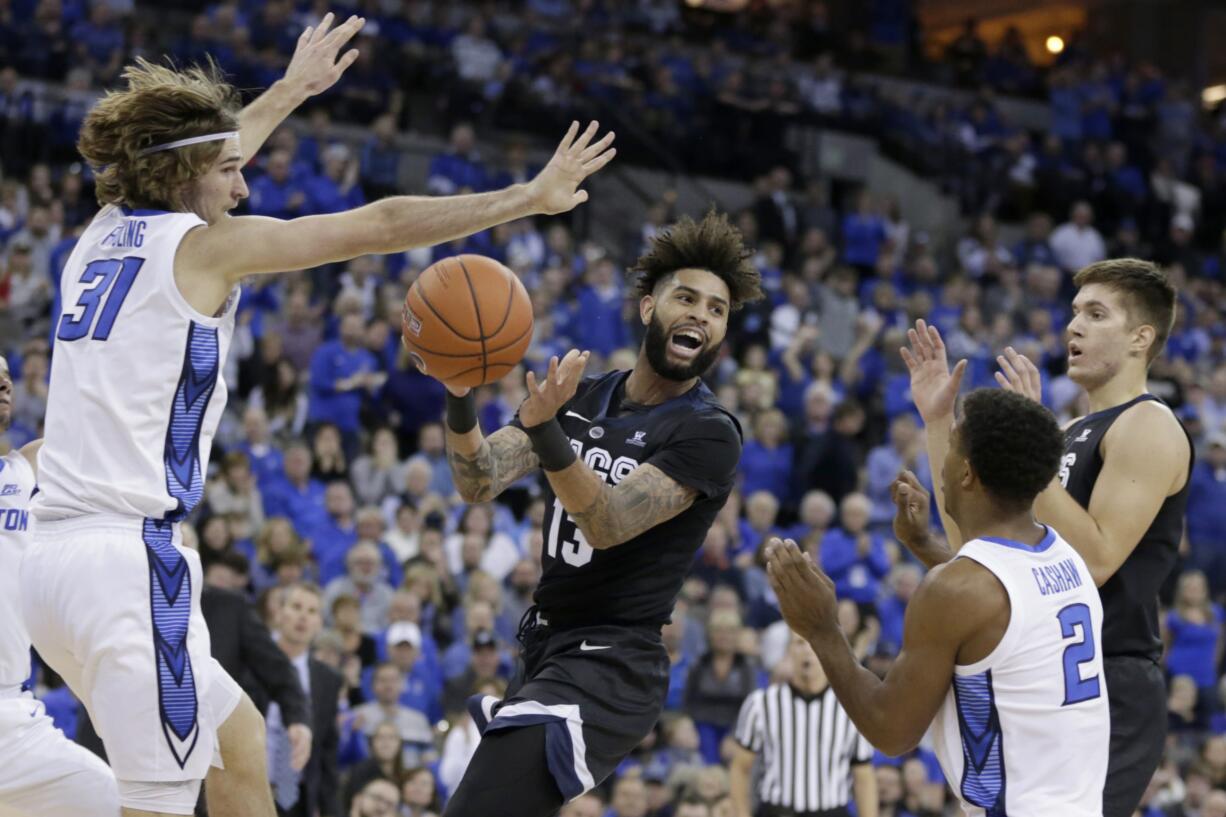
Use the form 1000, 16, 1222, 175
1103, 656, 1167, 817
468, 613, 669, 801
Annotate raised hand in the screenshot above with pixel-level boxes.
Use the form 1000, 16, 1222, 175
995, 346, 1043, 403
765, 537, 838, 643
890, 470, 932, 550
900, 319, 967, 424
283, 12, 365, 100
527, 122, 617, 215
518, 349, 591, 427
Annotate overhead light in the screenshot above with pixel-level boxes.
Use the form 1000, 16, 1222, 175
1203, 85, 1226, 106
1045, 35, 1065, 55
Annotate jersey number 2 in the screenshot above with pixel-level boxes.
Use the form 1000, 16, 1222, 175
545, 498, 594, 567
56, 256, 144, 341
1057, 602, 1102, 705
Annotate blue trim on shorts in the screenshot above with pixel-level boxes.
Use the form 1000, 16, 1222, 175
953, 669, 1007, 815
145, 321, 219, 767
484, 712, 584, 801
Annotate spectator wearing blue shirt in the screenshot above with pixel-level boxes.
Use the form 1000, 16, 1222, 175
236, 404, 285, 492
304, 143, 366, 215
406, 422, 455, 503
427, 122, 488, 195
1190, 435, 1226, 592
248, 148, 309, 219
737, 490, 785, 561
841, 190, 887, 272
1165, 571, 1225, 705
382, 622, 444, 724
865, 414, 930, 532
570, 258, 628, 358
307, 481, 362, 586
70, 5, 123, 76
875, 563, 922, 653
308, 313, 383, 449
820, 493, 892, 607
360, 113, 402, 200
262, 442, 329, 538
739, 409, 793, 503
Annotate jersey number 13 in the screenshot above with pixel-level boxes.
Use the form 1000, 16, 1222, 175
545, 498, 594, 567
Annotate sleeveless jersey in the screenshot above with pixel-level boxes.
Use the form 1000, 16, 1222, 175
1060, 394, 1193, 660
34, 205, 238, 523
931, 529, 1109, 817
0, 450, 36, 691
513, 371, 742, 627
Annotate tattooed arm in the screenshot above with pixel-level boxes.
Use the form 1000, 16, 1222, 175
445, 424, 540, 504
544, 461, 698, 550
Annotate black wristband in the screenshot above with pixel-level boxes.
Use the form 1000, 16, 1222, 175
524, 418, 577, 472
445, 392, 478, 435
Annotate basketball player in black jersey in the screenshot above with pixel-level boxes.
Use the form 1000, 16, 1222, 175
898, 258, 1192, 817
433, 211, 763, 817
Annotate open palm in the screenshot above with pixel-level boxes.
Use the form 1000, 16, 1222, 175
284, 13, 365, 99
528, 121, 617, 215
900, 319, 967, 423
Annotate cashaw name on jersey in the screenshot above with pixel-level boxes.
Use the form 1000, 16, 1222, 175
568, 437, 641, 485
101, 219, 147, 249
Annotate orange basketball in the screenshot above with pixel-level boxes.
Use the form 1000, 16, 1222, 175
401, 254, 534, 388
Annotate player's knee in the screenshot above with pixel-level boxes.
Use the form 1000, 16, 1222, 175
218, 692, 265, 767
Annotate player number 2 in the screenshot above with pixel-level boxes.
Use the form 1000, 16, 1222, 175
56, 256, 144, 342
1057, 602, 1102, 706
546, 498, 594, 567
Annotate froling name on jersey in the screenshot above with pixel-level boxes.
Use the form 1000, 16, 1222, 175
101, 220, 147, 249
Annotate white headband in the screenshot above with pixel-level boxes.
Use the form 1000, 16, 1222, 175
139, 131, 238, 156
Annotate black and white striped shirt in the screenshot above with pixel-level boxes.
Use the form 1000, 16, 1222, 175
734, 683, 874, 813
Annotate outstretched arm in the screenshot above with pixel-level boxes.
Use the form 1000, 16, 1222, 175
546, 459, 697, 550
900, 319, 966, 557
996, 351, 1191, 586
766, 538, 992, 756
237, 13, 365, 165
1034, 402, 1188, 585
446, 421, 540, 505
184, 121, 615, 284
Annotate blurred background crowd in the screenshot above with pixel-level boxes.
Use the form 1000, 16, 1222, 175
5, 1, 1226, 816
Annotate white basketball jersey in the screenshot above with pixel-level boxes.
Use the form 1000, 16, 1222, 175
0, 450, 36, 691
931, 527, 1109, 817
34, 205, 238, 522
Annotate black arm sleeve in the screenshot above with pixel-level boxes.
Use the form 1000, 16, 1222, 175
648, 411, 742, 499
237, 602, 310, 727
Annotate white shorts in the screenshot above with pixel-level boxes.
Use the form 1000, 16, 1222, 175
0, 693, 119, 817
20, 515, 241, 784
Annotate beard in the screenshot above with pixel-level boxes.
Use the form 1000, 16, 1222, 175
643, 312, 722, 382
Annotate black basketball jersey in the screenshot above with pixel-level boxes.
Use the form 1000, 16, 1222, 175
513, 370, 742, 628
1060, 394, 1193, 661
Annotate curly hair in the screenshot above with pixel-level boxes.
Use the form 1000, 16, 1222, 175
1073, 258, 1176, 364
958, 389, 1062, 508
77, 58, 242, 210
629, 210, 764, 310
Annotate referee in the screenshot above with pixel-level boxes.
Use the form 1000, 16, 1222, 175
730, 635, 878, 817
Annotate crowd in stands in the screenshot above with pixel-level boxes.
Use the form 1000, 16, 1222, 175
6, 1, 1226, 816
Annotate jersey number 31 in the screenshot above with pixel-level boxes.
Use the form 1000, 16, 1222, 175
56, 257, 144, 342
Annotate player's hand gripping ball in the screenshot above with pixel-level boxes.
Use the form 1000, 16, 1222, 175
401, 254, 534, 389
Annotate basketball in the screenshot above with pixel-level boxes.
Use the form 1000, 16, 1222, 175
401, 254, 534, 389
